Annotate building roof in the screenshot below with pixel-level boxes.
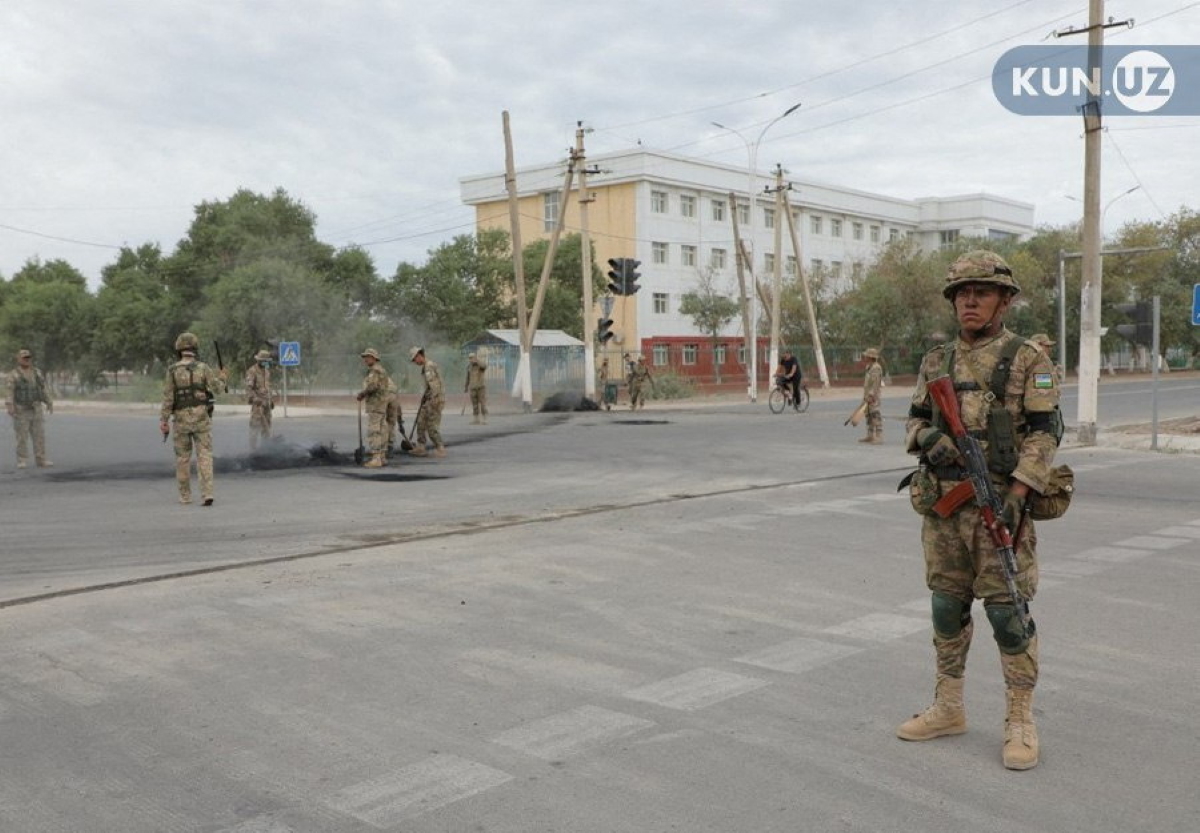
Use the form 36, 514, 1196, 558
468, 329, 585, 348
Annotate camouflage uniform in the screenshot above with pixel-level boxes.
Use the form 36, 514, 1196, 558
860, 349, 883, 443
160, 336, 227, 504
384, 378, 403, 454
357, 349, 391, 467
410, 347, 445, 456
5, 350, 53, 468
465, 353, 488, 424
244, 350, 274, 450
898, 251, 1060, 771
628, 359, 653, 410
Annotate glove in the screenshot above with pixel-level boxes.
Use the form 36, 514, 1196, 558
917, 428, 960, 467
1001, 490, 1026, 532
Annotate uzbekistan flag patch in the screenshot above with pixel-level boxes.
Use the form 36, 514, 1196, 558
1034, 372, 1054, 389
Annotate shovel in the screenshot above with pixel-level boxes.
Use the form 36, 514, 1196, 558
354, 399, 366, 465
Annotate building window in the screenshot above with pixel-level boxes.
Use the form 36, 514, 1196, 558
680, 194, 696, 218
763, 253, 776, 274
852, 222, 864, 241
737, 344, 747, 364
682, 344, 698, 366
714, 343, 727, 366
711, 199, 726, 222
939, 229, 960, 247
906, 230, 915, 240
810, 215, 823, 234
889, 228, 900, 242
786, 255, 797, 275
652, 241, 669, 264
653, 343, 669, 366
651, 190, 668, 213
711, 248, 727, 270
811, 258, 824, 272
543, 192, 559, 232
831, 260, 842, 277
852, 261, 865, 279
830, 218, 842, 238
764, 207, 776, 229
988, 229, 1017, 242
870, 225, 881, 243
737, 203, 749, 225
681, 244, 697, 267
653, 292, 669, 314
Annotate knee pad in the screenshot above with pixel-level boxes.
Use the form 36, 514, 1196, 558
985, 604, 1035, 654
931, 592, 971, 638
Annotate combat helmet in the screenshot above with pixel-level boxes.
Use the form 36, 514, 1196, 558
174, 332, 200, 352
942, 250, 1020, 299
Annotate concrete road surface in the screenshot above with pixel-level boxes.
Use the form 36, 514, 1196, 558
0, 386, 1197, 832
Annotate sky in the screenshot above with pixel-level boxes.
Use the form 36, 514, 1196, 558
3, 0, 1199, 290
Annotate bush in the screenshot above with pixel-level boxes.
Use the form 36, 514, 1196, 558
649, 371, 695, 400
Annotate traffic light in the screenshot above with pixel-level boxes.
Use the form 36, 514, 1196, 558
1114, 301, 1153, 345
607, 258, 627, 295
624, 259, 642, 294
597, 316, 615, 345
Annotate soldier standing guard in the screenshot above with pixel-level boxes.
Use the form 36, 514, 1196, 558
355, 348, 391, 468
465, 352, 488, 425
898, 251, 1060, 770
244, 349, 274, 451
628, 355, 654, 410
859, 348, 884, 444
160, 333, 228, 505
409, 346, 446, 457
5, 349, 54, 469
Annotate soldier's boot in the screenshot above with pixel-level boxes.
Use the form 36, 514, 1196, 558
1002, 688, 1039, 770
37, 458, 54, 467
897, 676, 967, 741
481, 416, 488, 424
858, 434, 874, 443
363, 453, 385, 468
409, 443, 427, 457
869, 429, 883, 444
433, 444, 446, 458
471, 415, 480, 424
17, 459, 27, 469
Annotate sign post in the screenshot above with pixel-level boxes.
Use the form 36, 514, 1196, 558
1192, 284, 1200, 326
277, 341, 301, 417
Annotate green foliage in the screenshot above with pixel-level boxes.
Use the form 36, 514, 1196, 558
647, 370, 694, 400
520, 233, 604, 337
0, 273, 93, 371
680, 267, 741, 383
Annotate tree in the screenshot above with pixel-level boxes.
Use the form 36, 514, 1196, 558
680, 267, 741, 383
0, 273, 93, 372
520, 233, 604, 338
91, 244, 173, 375
388, 228, 512, 346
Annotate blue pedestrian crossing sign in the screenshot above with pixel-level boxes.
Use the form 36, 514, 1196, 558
1193, 284, 1200, 326
278, 341, 301, 366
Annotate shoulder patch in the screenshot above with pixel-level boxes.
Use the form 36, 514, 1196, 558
1034, 372, 1054, 389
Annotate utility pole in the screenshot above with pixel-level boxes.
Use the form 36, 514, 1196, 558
575, 122, 598, 399
1055, 0, 1133, 445
768, 164, 786, 378
502, 111, 533, 412
783, 189, 829, 388
728, 190, 753, 388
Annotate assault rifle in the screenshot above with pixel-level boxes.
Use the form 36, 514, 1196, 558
927, 375, 1032, 638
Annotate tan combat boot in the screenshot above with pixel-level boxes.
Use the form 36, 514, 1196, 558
897, 676, 967, 741
433, 445, 446, 458
858, 435, 874, 443
363, 454, 385, 468
409, 444, 427, 457
471, 416, 480, 424
1002, 688, 1039, 770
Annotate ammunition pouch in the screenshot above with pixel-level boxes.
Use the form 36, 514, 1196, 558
1028, 464, 1074, 521
985, 404, 1019, 476
900, 467, 940, 516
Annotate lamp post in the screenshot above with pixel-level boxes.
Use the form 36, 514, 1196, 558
712, 102, 801, 402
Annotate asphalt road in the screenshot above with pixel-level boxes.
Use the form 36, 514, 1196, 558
0, 376, 1197, 832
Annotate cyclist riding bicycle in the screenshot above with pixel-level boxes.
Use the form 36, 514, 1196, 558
774, 350, 802, 410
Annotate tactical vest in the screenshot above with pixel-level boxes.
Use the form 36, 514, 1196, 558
930, 336, 1062, 477
171, 362, 210, 410
12, 371, 45, 407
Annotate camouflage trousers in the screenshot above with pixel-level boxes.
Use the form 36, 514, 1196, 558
172, 418, 215, 502
921, 497, 1040, 689
416, 396, 444, 447
865, 403, 882, 435
365, 408, 388, 455
11, 406, 47, 464
385, 395, 403, 450
249, 403, 272, 449
629, 382, 647, 409
469, 386, 487, 417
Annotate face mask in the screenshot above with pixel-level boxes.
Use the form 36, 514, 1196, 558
259, 361, 270, 368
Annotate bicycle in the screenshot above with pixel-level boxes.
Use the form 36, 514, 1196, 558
769, 375, 809, 414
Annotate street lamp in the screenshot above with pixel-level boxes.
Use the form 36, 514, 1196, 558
1065, 184, 1140, 228
712, 101, 801, 402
